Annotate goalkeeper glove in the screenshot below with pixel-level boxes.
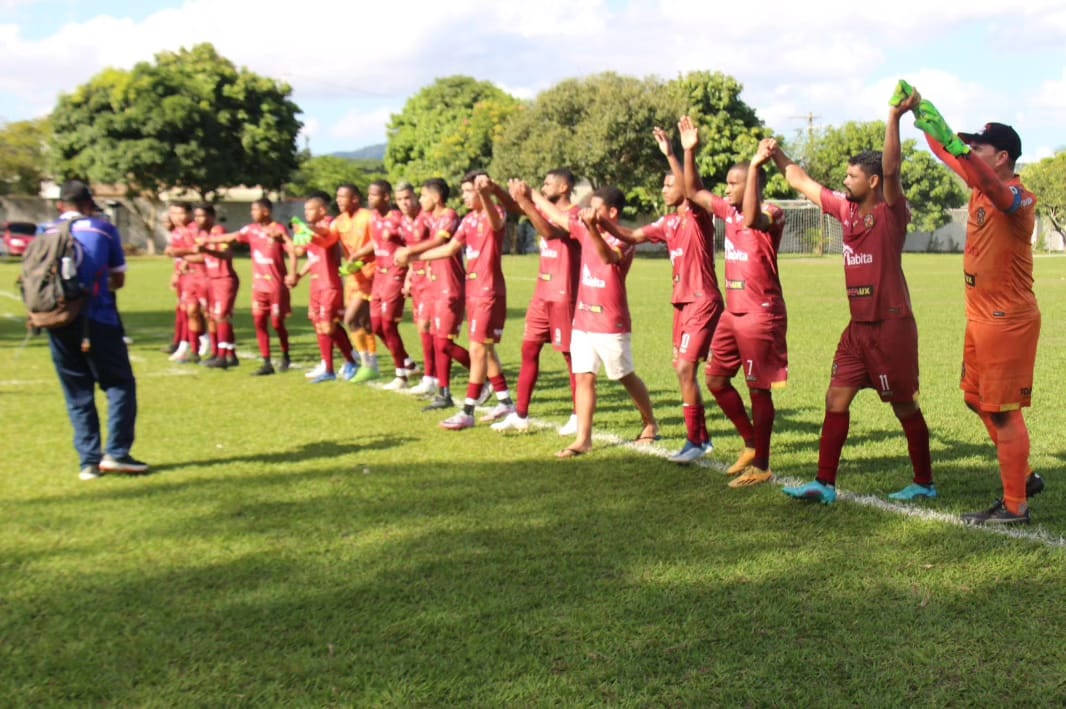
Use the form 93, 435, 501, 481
888, 79, 914, 107
914, 99, 970, 157
338, 260, 364, 277
291, 216, 314, 246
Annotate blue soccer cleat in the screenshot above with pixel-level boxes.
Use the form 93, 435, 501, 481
888, 483, 937, 501
782, 479, 837, 505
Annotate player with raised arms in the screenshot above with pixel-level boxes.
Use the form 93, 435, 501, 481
771, 90, 934, 504
905, 81, 1043, 524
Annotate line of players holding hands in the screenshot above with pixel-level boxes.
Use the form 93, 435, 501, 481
161, 82, 1044, 526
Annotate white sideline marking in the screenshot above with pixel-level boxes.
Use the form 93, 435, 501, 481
0, 289, 21, 302
384, 384, 1064, 549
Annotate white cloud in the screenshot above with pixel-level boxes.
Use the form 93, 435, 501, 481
1, 0, 1063, 154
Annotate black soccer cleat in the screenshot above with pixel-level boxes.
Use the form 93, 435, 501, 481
422, 394, 455, 412
253, 361, 275, 376
961, 500, 1031, 526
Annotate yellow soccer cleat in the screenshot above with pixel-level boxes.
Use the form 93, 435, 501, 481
725, 447, 756, 476
728, 465, 774, 488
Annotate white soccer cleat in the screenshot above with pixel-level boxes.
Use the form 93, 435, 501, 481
558, 413, 578, 437
198, 334, 211, 357
491, 411, 531, 432
479, 402, 515, 423
304, 360, 326, 379
168, 342, 190, 362
408, 378, 438, 396
382, 377, 409, 391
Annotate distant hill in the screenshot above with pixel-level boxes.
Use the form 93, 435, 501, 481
329, 143, 386, 161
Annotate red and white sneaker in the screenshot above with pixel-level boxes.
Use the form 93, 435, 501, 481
440, 412, 475, 431
479, 402, 515, 423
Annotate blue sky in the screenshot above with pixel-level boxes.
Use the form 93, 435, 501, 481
2, 0, 1063, 161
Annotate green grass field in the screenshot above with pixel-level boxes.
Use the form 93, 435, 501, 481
1, 253, 1065, 706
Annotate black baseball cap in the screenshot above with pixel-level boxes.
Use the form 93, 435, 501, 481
59, 179, 94, 203
958, 123, 1022, 161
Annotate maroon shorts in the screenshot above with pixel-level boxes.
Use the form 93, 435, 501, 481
673, 298, 722, 364
467, 296, 506, 345
829, 317, 918, 402
252, 287, 291, 318
180, 273, 209, 309
411, 281, 431, 324
372, 293, 405, 323
308, 287, 344, 324
523, 296, 574, 352
707, 310, 788, 389
208, 276, 239, 320
432, 296, 464, 339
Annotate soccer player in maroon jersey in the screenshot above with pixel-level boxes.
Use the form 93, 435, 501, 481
192, 204, 239, 369
410, 172, 514, 430
599, 126, 723, 465
164, 202, 207, 363
535, 186, 659, 458
395, 178, 474, 412
772, 91, 934, 505
340, 180, 416, 390
678, 119, 788, 485
201, 198, 294, 375
493, 170, 581, 434
162, 206, 189, 356
395, 182, 438, 396
286, 193, 358, 383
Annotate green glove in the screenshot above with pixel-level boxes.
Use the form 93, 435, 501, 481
291, 216, 313, 246
888, 79, 913, 107
914, 99, 970, 157
338, 260, 364, 277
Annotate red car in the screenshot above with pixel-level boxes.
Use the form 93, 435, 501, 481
3, 221, 38, 257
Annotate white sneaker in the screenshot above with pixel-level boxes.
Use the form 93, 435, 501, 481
408, 378, 438, 396
479, 402, 515, 423
491, 411, 530, 432
382, 376, 409, 391
168, 342, 190, 361
304, 360, 326, 379
122, 336, 134, 345
79, 465, 101, 481
198, 334, 211, 357
559, 413, 578, 436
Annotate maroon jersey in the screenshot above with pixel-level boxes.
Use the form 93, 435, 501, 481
170, 223, 195, 274
533, 204, 581, 304
571, 214, 635, 334
641, 203, 722, 306
425, 208, 464, 300
710, 197, 786, 315
306, 216, 342, 293
200, 225, 236, 280
238, 221, 289, 294
369, 208, 407, 299
456, 206, 506, 301
820, 188, 912, 322
400, 210, 431, 293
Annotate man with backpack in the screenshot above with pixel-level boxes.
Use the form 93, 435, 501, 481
28, 180, 148, 480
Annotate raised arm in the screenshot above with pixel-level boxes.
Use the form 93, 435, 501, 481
770, 140, 825, 209
530, 189, 573, 231
654, 125, 685, 191
597, 217, 648, 246
474, 175, 506, 232
582, 209, 621, 265
883, 87, 920, 207
743, 139, 774, 230
677, 115, 715, 212
508, 179, 568, 240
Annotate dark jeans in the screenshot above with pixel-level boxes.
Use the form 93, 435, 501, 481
48, 319, 138, 467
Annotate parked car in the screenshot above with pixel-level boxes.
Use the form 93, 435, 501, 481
3, 221, 38, 257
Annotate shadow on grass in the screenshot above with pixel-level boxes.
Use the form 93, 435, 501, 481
3, 456, 1065, 705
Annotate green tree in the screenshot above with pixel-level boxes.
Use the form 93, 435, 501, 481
665, 71, 790, 199
1022, 151, 1066, 236
286, 155, 388, 199
796, 120, 967, 232
0, 118, 51, 195
491, 71, 779, 215
50, 43, 302, 200
385, 76, 519, 190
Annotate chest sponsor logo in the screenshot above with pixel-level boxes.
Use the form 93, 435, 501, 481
581, 264, 606, 289
724, 237, 749, 262
842, 243, 873, 266
252, 250, 275, 265
847, 285, 873, 298
965, 272, 976, 287
726, 279, 745, 290
669, 247, 684, 264
465, 246, 480, 260
539, 237, 559, 259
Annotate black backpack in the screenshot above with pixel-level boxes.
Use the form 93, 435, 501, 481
18, 217, 89, 330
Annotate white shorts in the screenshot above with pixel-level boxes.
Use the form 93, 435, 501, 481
570, 330, 634, 380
